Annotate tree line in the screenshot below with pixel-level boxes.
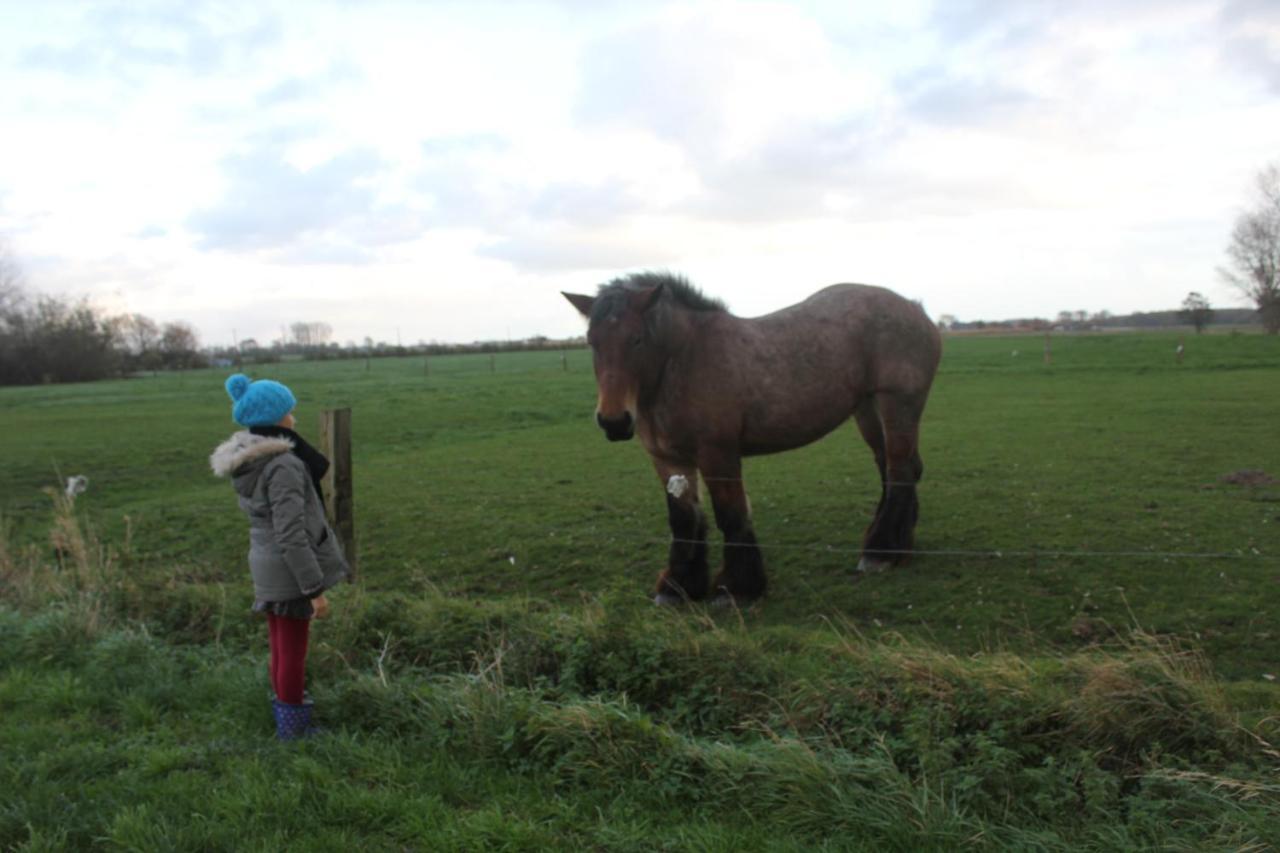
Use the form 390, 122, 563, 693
939, 298, 1248, 334
206, 332, 585, 366
0, 250, 204, 386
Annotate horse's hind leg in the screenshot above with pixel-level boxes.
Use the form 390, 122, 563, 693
853, 398, 887, 520
652, 459, 710, 604
858, 392, 925, 573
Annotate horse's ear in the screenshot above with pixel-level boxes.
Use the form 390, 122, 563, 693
562, 292, 595, 318
633, 283, 664, 314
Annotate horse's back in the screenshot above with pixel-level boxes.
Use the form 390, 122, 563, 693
756, 283, 940, 394
683, 283, 938, 454
655, 279, 936, 455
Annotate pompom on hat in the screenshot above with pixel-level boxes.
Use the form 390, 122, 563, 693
225, 373, 297, 427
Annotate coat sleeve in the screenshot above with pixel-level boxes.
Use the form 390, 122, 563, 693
264, 459, 326, 596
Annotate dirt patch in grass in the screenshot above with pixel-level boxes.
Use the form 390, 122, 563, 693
1218, 469, 1276, 486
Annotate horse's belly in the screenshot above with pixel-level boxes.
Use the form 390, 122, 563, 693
739, 404, 849, 456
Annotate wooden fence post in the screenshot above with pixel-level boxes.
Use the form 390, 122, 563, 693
319, 408, 357, 580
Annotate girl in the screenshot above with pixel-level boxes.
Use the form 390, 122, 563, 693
210, 374, 349, 740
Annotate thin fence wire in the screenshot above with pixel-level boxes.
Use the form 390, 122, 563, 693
426, 467, 1276, 564
491, 465, 1276, 563
537, 506, 1273, 563
566, 531, 1268, 563
570, 471, 1274, 563
746, 540, 1260, 561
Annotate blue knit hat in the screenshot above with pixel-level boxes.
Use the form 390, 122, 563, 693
225, 373, 296, 427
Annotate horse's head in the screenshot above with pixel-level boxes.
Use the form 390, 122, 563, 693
563, 283, 665, 442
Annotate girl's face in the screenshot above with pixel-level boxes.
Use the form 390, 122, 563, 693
277, 411, 296, 429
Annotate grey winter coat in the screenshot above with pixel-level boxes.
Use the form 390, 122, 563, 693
210, 431, 349, 601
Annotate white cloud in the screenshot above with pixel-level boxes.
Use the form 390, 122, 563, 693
0, 0, 1278, 346
187, 144, 415, 253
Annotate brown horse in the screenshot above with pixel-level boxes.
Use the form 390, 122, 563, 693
563, 272, 941, 605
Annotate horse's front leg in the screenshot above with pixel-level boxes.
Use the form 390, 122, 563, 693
652, 459, 710, 605
700, 451, 767, 604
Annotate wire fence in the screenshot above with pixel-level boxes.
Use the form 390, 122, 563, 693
599, 471, 1274, 564
554, 530, 1269, 564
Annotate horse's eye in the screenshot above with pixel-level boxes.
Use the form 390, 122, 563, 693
629, 335, 644, 348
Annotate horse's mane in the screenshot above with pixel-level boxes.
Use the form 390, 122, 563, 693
594, 272, 727, 321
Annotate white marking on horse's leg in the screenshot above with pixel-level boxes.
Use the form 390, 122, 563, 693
666, 474, 689, 498
856, 556, 894, 574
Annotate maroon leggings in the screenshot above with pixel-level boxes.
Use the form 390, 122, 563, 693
267, 614, 311, 704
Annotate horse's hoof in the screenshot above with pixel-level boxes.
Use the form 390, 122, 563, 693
709, 592, 736, 609
654, 591, 685, 607
856, 557, 894, 574
710, 590, 761, 609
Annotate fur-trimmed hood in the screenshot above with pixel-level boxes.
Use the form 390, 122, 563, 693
210, 431, 294, 479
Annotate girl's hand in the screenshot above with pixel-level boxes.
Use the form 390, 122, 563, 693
312, 594, 330, 619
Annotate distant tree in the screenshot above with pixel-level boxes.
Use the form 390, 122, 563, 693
1220, 162, 1280, 334
1178, 291, 1215, 334
290, 321, 333, 348
0, 294, 120, 385
0, 239, 24, 318
0, 242, 24, 374
937, 313, 957, 330
110, 313, 162, 368
160, 321, 202, 368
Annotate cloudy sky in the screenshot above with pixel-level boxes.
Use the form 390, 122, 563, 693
1, 0, 1277, 347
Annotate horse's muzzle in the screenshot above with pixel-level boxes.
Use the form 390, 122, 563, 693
596, 411, 634, 441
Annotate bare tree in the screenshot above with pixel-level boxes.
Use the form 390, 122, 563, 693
1178, 291, 1214, 334
160, 321, 200, 368
1220, 163, 1280, 334
0, 239, 25, 320
0, 292, 121, 385
106, 313, 164, 371
291, 321, 334, 347
113, 313, 161, 356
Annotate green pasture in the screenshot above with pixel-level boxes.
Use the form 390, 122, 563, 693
3, 330, 1280, 849
2, 332, 1277, 677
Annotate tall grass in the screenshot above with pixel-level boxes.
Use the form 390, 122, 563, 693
3, 495, 1279, 849
1, 488, 123, 638
0, 488, 256, 651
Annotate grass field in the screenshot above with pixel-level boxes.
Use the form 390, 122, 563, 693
2, 330, 1279, 849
